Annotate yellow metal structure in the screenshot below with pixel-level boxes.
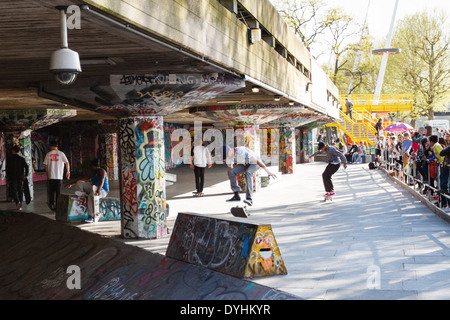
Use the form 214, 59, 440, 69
340, 94, 414, 113
326, 110, 378, 147
327, 94, 413, 147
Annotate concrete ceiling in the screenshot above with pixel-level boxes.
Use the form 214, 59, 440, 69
0, 0, 292, 125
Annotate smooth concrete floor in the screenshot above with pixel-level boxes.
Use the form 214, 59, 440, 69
3, 162, 450, 300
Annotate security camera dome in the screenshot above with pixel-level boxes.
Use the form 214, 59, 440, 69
54, 72, 78, 86
50, 48, 82, 85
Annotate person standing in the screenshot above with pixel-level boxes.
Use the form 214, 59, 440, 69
6, 145, 29, 211
190, 141, 212, 196
374, 118, 383, 133
429, 135, 449, 211
345, 98, 353, 119
310, 142, 347, 197
43, 141, 70, 211
225, 146, 277, 206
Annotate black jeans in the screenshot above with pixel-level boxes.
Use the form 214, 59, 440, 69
194, 166, 206, 193
48, 179, 62, 208
322, 163, 340, 193
9, 178, 24, 205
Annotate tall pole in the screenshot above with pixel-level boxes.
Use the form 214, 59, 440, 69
374, 0, 399, 96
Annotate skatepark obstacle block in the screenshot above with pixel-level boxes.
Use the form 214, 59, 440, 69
166, 212, 287, 279
56, 194, 120, 223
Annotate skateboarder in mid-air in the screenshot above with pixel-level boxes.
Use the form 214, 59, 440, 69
310, 142, 347, 199
225, 146, 277, 206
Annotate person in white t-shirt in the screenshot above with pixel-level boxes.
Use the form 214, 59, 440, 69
43, 142, 70, 211
190, 142, 212, 196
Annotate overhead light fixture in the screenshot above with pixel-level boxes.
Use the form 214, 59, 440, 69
289, 101, 295, 106
49, 6, 82, 85
251, 86, 260, 93
249, 28, 262, 44
217, 100, 241, 104
274, 95, 281, 101
80, 57, 116, 66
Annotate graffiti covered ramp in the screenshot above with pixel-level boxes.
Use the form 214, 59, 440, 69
0, 211, 298, 300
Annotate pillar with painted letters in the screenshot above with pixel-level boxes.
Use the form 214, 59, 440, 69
118, 116, 167, 239
279, 127, 295, 174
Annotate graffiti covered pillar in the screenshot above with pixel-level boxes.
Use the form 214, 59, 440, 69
301, 128, 314, 163
279, 127, 295, 174
118, 116, 166, 240
98, 120, 119, 181
0, 132, 5, 186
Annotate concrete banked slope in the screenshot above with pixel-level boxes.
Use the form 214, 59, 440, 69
0, 211, 298, 300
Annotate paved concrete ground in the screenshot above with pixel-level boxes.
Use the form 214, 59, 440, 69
3, 162, 450, 300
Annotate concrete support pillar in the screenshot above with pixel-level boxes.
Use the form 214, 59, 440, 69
0, 132, 5, 186
279, 127, 295, 174
118, 116, 167, 239
98, 120, 119, 181
301, 129, 314, 163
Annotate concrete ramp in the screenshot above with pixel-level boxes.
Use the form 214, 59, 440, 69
167, 213, 287, 279
0, 211, 298, 300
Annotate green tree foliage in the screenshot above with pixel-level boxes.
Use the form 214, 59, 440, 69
387, 10, 450, 120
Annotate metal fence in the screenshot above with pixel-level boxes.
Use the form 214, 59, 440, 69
376, 148, 450, 210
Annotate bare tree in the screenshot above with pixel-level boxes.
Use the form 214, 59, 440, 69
324, 8, 362, 83
272, 0, 343, 50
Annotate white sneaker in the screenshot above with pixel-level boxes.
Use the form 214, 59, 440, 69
16, 202, 22, 211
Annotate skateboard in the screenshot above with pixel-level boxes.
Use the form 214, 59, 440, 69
324, 194, 333, 202
231, 206, 250, 218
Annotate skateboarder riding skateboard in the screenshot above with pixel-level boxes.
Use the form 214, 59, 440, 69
310, 142, 347, 199
225, 146, 277, 206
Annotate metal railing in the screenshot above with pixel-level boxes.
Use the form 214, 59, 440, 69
327, 110, 376, 147
376, 148, 450, 210
340, 94, 414, 113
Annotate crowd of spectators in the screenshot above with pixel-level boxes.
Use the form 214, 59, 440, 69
374, 126, 450, 212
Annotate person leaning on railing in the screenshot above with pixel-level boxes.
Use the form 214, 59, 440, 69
430, 135, 450, 211
416, 137, 432, 195
440, 143, 450, 212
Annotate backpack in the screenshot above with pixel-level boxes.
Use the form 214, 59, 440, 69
368, 162, 376, 170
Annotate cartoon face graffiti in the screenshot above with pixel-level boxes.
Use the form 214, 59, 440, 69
244, 226, 287, 277
254, 228, 275, 272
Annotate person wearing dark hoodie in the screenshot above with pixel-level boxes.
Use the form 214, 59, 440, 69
310, 142, 348, 197
6, 145, 29, 211
439, 140, 450, 212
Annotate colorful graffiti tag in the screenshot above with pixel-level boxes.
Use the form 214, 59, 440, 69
39, 74, 245, 118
